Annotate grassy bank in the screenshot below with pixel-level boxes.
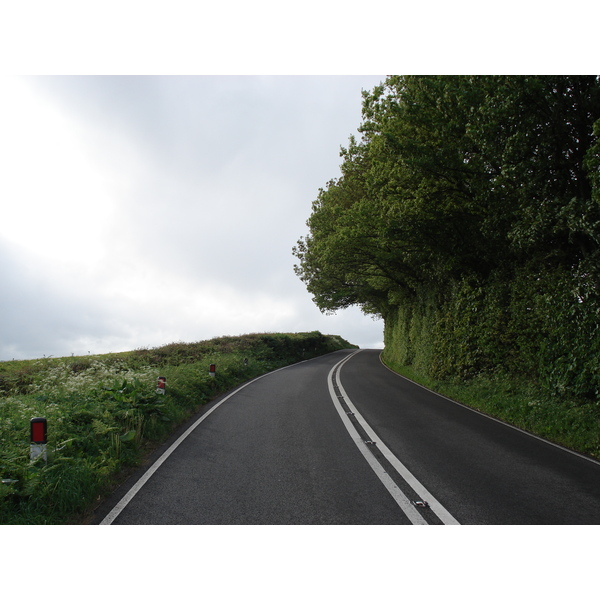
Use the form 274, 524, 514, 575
381, 354, 600, 462
0, 331, 357, 524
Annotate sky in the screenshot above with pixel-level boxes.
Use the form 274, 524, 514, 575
0, 5, 594, 363
0, 75, 387, 360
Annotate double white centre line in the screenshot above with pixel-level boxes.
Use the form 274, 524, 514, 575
328, 351, 460, 525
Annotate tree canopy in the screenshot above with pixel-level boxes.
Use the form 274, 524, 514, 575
294, 76, 600, 402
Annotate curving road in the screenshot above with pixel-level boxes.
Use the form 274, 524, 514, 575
93, 349, 600, 525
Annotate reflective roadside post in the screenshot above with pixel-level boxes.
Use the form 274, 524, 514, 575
157, 376, 166, 394
30, 417, 47, 463
209, 364, 216, 378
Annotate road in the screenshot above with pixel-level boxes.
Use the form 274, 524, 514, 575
93, 349, 600, 524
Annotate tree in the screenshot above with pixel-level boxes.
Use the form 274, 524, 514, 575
294, 76, 600, 398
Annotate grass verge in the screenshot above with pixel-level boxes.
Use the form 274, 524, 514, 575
381, 355, 600, 462
0, 331, 357, 524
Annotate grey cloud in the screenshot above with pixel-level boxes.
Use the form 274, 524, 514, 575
2, 76, 385, 360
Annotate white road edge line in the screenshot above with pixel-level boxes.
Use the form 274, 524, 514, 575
99, 359, 310, 525
330, 350, 460, 525
379, 354, 600, 469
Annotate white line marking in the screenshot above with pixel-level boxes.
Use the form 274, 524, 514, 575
329, 351, 460, 525
328, 352, 427, 525
100, 360, 309, 525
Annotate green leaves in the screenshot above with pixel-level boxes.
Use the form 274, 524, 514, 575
296, 75, 600, 405
119, 430, 136, 443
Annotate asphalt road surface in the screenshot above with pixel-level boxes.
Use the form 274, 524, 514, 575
93, 349, 600, 525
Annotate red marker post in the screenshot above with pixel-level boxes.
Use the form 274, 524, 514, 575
157, 376, 166, 394
209, 364, 216, 378
30, 417, 47, 463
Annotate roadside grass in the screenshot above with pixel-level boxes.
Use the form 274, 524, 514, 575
381, 356, 600, 462
0, 331, 357, 524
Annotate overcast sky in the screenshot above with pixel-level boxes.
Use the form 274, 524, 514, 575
1, 2, 592, 363
0, 75, 388, 360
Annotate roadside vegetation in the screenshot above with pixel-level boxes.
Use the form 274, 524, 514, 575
0, 331, 356, 524
294, 76, 600, 460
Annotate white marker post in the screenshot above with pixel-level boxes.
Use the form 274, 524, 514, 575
30, 417, 47, 463
157, 376, 166, 394
209, 364, 216, 378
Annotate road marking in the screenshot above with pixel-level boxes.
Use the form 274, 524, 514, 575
327, 353, 427, 524
328, 351, 460, 525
